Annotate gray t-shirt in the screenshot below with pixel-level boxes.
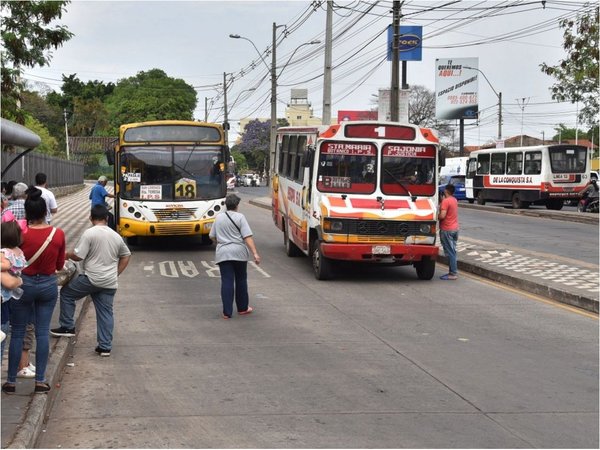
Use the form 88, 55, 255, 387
209, 211, 253, 264
74, 225, 131, 289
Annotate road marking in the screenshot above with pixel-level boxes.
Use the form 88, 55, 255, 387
158, 261, 178, 277
178, 261, 199, 278
249, 261, 271, 278
201, 261, 220, 278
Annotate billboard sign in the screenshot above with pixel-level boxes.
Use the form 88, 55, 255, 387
387, 25, 422, 61
435, 58, 479, 120
337, 110, 378, 122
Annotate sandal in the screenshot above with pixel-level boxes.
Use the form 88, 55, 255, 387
238, 306, 253, 315
2, 382, 15, 394
34, 382, 51, 393
440, 274, 458, 280
223, 314, 231, 320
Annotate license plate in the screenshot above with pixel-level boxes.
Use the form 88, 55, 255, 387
372, 245, 391, 255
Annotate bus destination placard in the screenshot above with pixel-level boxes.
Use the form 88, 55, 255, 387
321, 142, 376, 156
383, 145, 435, 158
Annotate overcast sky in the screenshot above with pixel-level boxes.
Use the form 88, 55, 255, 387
23, 0, 594, 145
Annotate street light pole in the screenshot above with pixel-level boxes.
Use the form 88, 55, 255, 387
63, 108, 70, 161
464, 66, 502, 142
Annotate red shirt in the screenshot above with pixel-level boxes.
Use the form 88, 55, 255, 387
440, 196, 459, 231
21, 227, 66, 276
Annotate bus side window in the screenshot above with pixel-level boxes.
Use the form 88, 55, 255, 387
477, 154, 490, 175
286, 135, 297, 178
524, 151, 542, 175
280, 135, 289, 175
295, 136, 307, 182
506, 152, 523, 174
491, 152, 506, 175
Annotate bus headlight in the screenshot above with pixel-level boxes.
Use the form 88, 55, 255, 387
323, 219, 345, 233
419, 224, 432, 234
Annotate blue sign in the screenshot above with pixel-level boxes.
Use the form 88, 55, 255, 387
387, 25, 422, 61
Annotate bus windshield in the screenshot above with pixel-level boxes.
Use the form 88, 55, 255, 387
381, 144, 436, 196
119, 145, 226, 201
549, 147, 587, 173
316, 141, 377, 194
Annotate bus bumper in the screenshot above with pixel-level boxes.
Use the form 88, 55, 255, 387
320, 243, 439, 262
118, 218, 214, 237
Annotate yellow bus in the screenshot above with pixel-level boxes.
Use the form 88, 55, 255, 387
107, 120, 229, 244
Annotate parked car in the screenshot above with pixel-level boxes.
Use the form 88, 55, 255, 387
438, 175, 467, 200
242, 173, 260, 187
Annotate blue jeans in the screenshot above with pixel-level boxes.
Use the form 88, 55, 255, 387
440, 230, 459, 275
1, 321, 9, 362
59, 275, 116, 350
8, 274, 58, 383
218, 261, 249, 317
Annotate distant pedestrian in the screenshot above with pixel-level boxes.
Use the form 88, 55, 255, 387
51, 205, 131, 357
2, 187, 66, 394
581, 179, 599, 212
1, 194, 15, 222
439, 184, 459, 280
90, 176, 115, 229
34, 172, 58, 224
6, 182, 28, 220
209, 194, 260, 319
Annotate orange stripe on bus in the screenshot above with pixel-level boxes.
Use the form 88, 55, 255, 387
328, 197, 347, 207
415, 199, 431, 210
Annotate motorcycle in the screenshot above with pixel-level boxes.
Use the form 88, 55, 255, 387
577, 192, 599, 213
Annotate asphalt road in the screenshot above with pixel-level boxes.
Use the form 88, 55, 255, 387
37, 188, 598, 448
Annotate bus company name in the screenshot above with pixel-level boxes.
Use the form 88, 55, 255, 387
287, 186, 301, 206
491, 176, 534, 184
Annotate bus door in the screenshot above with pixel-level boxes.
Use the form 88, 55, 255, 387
465, 157, 476, 201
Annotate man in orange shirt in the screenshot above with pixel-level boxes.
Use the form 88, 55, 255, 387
439, 184, 459, 280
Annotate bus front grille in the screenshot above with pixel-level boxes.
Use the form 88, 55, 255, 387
348, 220, 423, 236
154, 224, 196, 235
151, 208, 197, 221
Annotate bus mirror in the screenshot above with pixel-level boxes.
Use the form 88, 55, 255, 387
224, 146, 231, 164
105, 147, 115, 166
303, 145, 315, 167
223, 121, 231, 131
439, 150, 446, 167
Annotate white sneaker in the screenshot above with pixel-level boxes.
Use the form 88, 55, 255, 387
16, 366, 36, 378
28, 363, 36, 371
0, 330, 5, 343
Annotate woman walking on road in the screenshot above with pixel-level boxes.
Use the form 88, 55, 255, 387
209, 194, 260, 319
2, 187, 66, 394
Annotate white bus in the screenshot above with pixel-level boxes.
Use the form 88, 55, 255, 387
465, 144, 590, 209
272, 121, 443, 280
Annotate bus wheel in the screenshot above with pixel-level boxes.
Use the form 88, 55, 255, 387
126, 236, 138, 246
546, 199, 564, 210
476, 191, 486, 205
312, 239, 333, 280
284, 225, 302, 257
511, 193, 529, 209
468, 198, 475, 204
415, 257, 435, 280
201, 234, 213, 245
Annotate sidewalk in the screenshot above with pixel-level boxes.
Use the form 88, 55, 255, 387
249, 196, 599, 313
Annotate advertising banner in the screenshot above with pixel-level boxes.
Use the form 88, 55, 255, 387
378, 88, 410, 123
387, 25, 423, 61
435, 58, 479, 120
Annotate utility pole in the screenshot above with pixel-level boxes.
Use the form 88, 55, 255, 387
390, 0, 400, 121
204, 97, 208, 122
322, 0, 333, 125
269, 22, 279, 186
517, 97, 530, 146
63, 108, 70, 161
223, 72, 229, 144
498, 91, 503, 142
541, 130, 545, 145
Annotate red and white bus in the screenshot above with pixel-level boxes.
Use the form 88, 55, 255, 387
271, 121, 443, 280
465, 145, 590, 209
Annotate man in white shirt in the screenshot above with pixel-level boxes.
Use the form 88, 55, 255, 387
50, 205, 131, 356
34, 173, 58, 224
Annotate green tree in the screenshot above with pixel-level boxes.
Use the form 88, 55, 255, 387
71, 97, 109, 136
541, 7, 599, 125
47, 74, 115, 117
104, 69, 197, 133
21, 89, 65, 146
24, 115, 60, 156
1, 1, 73, 123
230, 148, 248, 173
238, 119, 270, 173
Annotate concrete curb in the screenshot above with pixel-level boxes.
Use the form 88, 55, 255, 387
458, 202, 599, 225
7, 298, 91, 449
437, 254, 598, 314
249, 198, 598, 314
